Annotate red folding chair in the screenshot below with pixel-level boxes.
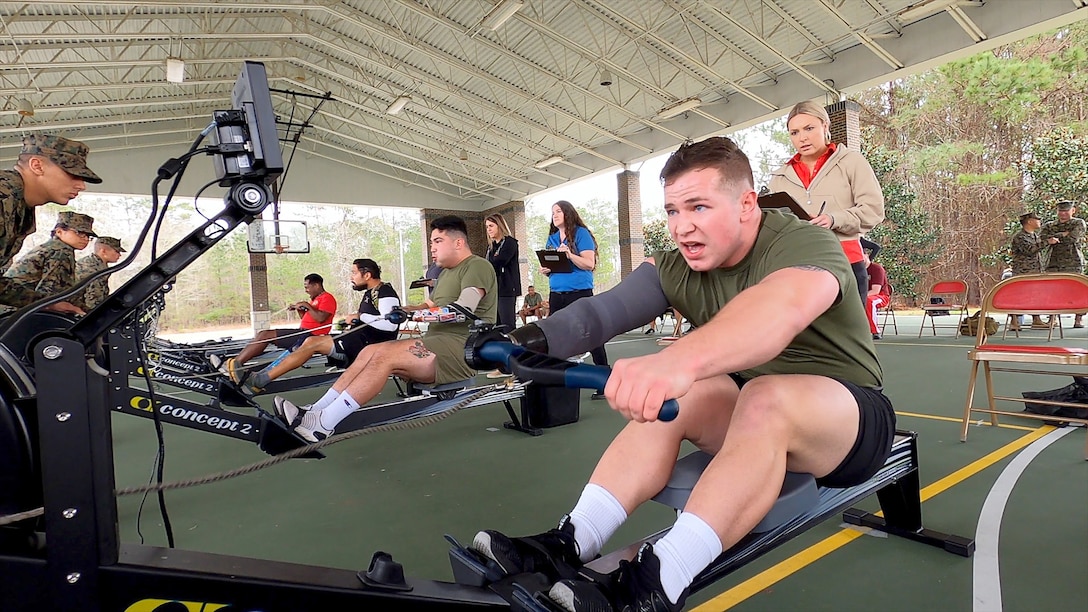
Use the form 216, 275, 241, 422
918, 279, 969, 338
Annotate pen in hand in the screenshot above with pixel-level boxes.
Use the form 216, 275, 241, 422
817, 201, 826, 217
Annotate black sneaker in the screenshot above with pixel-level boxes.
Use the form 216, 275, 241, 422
548, 543, 684, 612
470, 515, 582, 581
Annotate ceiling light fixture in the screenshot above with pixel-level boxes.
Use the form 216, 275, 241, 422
16, 98, 33, 117
534, 155, 563, 169
656, 98, 702, 120
459, 148, 469, 161
482, 0, 524, 31
385, 95, 412, 115
898, 0, 959, 22
165, 57, 185, 83
599, 67, 613, 87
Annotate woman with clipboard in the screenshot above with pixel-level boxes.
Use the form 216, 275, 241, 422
768, 101, 884, 305
542, 200, 609, 396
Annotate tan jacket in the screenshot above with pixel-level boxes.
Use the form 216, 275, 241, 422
767, 145, 885, 244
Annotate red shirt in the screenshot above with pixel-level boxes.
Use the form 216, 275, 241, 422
300, 291, 337, 335
786, 142, 837, 189
867, 263, 890, 300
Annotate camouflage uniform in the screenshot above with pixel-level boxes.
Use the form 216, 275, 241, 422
72, 236, 124, 310
1009, 229, 1043, 275
0, 135, 102, 310
73, 253, 109, 310
1041, 217, 1086, 273
4, 237, 79, 297
0, 169, 43, 308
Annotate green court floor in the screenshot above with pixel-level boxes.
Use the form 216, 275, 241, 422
112, 315, 1088, 611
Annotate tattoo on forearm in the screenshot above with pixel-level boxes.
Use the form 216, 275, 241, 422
408, 341, 433, 359
790, 264, 827, 273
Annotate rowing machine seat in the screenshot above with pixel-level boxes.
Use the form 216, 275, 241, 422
652, 451, 819, 533
407, 378, 474, 400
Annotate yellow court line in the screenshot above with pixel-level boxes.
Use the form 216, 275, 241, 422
895, 410, 1038, 431
692, 425, 1056, 611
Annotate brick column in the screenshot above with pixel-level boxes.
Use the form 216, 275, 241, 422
617, 169, 644, 279
826, 100, 862, 149
248, 251, 271, 333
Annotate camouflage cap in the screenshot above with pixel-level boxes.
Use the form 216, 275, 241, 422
96, 236, 125, 252
21, 134, 102, 184
1019, 211, 1039, 222
1055, 200, 1075, 211
56, 211, 97, 237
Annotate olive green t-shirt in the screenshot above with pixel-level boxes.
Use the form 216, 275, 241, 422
425, 254, 498, 337
654, 210, 882, 388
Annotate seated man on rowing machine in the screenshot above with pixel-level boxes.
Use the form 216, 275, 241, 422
469, 136, 894, 612
273, 215, 497, 441
212, 272, 337, 383
238, 258, 401, 394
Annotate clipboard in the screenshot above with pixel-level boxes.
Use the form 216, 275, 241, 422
758, 192, 810, 221
409, 278, 434, 289
536, 249, 573, 274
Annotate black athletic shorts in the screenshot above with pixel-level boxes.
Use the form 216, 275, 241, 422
728, 373, 896, 489
271, 329, 307, 351
334, 330, 369, 364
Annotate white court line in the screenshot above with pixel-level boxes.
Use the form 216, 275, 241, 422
972, 426, 1075, 612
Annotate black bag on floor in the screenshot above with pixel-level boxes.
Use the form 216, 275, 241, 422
1022, 377, 1088, 425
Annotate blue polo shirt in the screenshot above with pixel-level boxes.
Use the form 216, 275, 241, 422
545, 226, 596, 292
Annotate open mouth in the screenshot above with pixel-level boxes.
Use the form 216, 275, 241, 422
680, 242, 705, 258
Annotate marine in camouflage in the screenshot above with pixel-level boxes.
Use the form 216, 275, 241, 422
1041, 217, 1086, 273
0, 169, 42, 308
3, 236, 78, 298
73, 252, 110, 310
1009, 229, 1043, 275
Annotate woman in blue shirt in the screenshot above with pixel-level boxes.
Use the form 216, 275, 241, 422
543, 200, 608, 393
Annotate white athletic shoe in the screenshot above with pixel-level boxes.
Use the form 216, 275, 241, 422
273, 396, 309, 427
293, 410, 333, 443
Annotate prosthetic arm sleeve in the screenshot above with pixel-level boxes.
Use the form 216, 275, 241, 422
453, 287, 483, 312
533, 262, 669, 359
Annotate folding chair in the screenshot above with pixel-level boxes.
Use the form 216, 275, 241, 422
878, 283, 897, 336
961, 273, 1088, 458
918, 279, 969, 338
1002, 310, 1064, 342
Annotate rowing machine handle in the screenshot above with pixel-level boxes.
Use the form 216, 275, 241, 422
477, 341, 679, 422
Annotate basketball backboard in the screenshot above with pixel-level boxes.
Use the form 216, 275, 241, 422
247, 219, 310, 254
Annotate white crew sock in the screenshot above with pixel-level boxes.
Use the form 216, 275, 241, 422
568, 483, 627, 563
314, 391, 360, 432
653, 512, 722, 604
311, 388, 341, 412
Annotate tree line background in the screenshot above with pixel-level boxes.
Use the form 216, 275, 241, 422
23, 20, 1086, 330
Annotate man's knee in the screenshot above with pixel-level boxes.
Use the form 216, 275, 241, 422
730, 378, 794, 431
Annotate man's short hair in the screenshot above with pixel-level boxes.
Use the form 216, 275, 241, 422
431, 215, 469, 240
304, 273, 324, 285
353, 258, 382, 279
527, 285, 535, 290
1056, 200, 1075, 211
660, 137, 755, 195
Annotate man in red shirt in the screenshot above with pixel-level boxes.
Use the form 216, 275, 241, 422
215, 273, 337, 383
864, 254, 890, 339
